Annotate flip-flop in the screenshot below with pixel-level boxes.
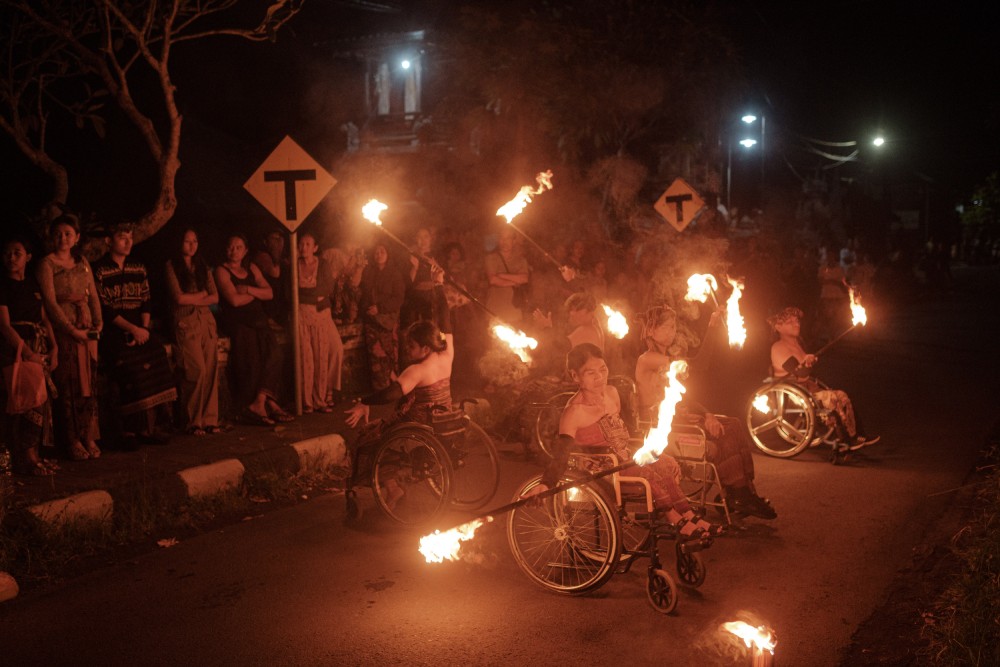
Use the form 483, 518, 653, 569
243, 409, 276, 427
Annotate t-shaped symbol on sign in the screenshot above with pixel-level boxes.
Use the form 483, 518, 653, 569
264, 169, 317, 220
664, 193, 693, 223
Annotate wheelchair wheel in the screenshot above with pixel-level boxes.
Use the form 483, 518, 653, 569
373, 428, 453, 526
745, 382, 817, 458
534, 391, 575, 459
507, 475, 621, 595
675, 541, 706, 588
448, 420, 500, 511
646, 568, 679, 614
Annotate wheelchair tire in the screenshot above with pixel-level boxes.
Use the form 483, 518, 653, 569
507, 474, 621, 595
448, 420, 500, 511
534, 391, 576, 459
745, 382, 817, 458
675, 541, 707, 588
646, 568, 679, 614
372, 427, 453, 526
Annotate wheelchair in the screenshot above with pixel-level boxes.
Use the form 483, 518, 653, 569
534, 377, 733, 523
745, 376, 846, 463
506, 446, 711, 614
345, 400, 500, 526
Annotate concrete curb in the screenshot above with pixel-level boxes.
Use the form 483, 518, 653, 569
23, 434, 349, 526
0, 571, 18, 602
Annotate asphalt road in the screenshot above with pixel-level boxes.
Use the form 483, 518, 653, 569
2, 268, 998, 666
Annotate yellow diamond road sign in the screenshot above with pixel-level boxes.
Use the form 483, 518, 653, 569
244, 136, 337, 232
654, 178, 705, 232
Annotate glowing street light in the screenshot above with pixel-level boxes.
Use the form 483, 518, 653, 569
742, 114, 758, 124
872, 136, 885, 147
739, 138, 758, 148
401, 59, 411, 70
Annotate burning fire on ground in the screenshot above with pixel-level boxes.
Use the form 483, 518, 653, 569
418, 517, 492, 563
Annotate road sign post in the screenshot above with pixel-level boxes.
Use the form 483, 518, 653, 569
244, 136, 337, 415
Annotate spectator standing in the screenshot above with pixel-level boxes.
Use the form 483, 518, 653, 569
164, 229, 221, 436
253, 230, 289, 330
485, 227, 530, 325
359, 242, 405, 390
402, 227, 438, 330
93, 223, 177, 446
215, 234, 293, 426
36, 215, 103, 460
817, 250, 849, 343
1, 236, 58, 475
297, 232, 343, 412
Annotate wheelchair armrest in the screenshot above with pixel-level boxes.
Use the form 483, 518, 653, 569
667, 424, 708, 460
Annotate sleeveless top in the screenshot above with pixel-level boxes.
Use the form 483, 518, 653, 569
219, 266, 268, 330
397, 377, 452, 425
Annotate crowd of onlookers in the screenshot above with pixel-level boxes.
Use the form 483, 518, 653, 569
1, 208, 935, 476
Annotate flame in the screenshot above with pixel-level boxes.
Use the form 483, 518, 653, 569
633, 360, 688, 466
492, 324, 538, 363
602, 304, 629, 339
496, 170, 554, 223
849, 286, 867, 327
752, 395, 771, 415
361, 199, 388, 226
685, 273, 718, 303
722, 621, 777, 654
726, 277, 747, 349
419, 517, 491, 563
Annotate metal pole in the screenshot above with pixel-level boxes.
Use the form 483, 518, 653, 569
812, 324, 857, 357
289, 230, 302, 416
726, 141, 732, 213
507, 223, 562, 270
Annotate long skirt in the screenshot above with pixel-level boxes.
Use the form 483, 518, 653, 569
227, 322, 284, 409
51, 331, 99, 446
110, 335, 178, 415
299, 305, 343, 411
703, 415, 756, 489
363, 318, 398, 391
174, 308, 219, 429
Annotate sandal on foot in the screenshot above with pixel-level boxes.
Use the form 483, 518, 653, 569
205, 423, 232, 434
268, 408, 295, 423
86, 441, 102, 458
69, 441, 90, 461
242, 409, 276, 427
187, 426, 207, 437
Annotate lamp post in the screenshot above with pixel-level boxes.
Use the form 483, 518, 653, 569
725, 112, 764, 213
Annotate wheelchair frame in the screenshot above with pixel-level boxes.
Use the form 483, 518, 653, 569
506, 449, 710, 614
345, 403, 500, 525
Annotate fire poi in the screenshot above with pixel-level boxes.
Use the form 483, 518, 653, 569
602, 304, 629, 339
725, 277, 747, 349
495, 170, 563, 270
684, 273, 719, 307
419, 359, 689, 563
491, 324, 538, 363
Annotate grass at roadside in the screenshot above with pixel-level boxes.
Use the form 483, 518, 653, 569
920, 436, 1000, 666
0, 465, 347, 590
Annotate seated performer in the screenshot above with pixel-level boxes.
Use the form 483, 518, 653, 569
768, 306, 879, 450
635, 305, 776, 520
345, 264, 453, 506
524, 343, 724, 541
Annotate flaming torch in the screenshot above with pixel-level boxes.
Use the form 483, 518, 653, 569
726, 277, 747, 349
633, 360, 688, 466
419, 518, 491, 563
685, 273, 720, 308
722, 620, 777, 667
491, 324, 538, 363
602, 304, 629, 339
496, 171, 562, 270
814, 286, 869, 357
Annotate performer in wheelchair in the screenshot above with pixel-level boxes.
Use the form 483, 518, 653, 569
768, 306, 879, 450
344, 265, 454, 500
635, 304, 776, 520
524, 343, 724, 542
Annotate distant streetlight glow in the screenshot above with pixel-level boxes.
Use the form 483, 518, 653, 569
742, 114, 758, 124
401, 59, 411, 70
740, 138, 758, 148
873, 136, 885, 147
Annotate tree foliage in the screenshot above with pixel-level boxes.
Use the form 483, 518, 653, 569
0, 0, 303, 241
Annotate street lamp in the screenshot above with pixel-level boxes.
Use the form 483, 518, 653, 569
726, 112, 765, 212
872, 136, 885, 147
